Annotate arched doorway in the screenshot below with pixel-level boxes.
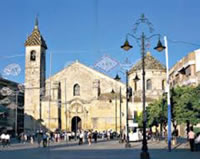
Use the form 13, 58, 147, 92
71, 116, 81, 133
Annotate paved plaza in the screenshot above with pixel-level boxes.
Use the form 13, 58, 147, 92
0, 139, 199, 159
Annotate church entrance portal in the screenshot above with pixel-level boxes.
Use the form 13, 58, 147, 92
71, 116, 81, 133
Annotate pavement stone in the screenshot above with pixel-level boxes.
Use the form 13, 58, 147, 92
0, 139, 199, 159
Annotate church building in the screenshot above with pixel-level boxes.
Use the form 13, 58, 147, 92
24, 19, 166, 133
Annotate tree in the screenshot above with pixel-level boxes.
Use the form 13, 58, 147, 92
172, 86, 200, 126
146, 98, 167, 128
136, 85, 200, 132
136, 97, 167, 128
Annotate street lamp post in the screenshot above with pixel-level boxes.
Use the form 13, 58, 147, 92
119, 86, 122, 141
114, 71, 131, 146
125, 70, 131, 147
111, 88, 118, 134
114, 74, 121, 136
121, 14, 165, 159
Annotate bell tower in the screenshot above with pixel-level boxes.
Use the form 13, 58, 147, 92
24, 18, 47, 131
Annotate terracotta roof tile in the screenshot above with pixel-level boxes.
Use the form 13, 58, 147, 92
25, 27, 47, 49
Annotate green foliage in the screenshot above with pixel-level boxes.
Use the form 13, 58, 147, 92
139, 85, 200, 128
136, 113, 143, 128
194, 127, 200, 134
172, 85, 200, 125
146, 97, 167, 127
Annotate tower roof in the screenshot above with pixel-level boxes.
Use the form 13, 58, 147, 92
25, 18, 47, 49
129, 51, 165, 74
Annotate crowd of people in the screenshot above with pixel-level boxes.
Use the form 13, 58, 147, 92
76, 129, 116, 146
1, 127, 199, 151
0, 129, 118, 148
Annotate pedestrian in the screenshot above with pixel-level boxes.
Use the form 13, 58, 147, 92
83, 131, 86, 143
194, 132, 200, 151
188, 127, 195, 152
155, 127, 159, 141
87, 130, 92, 146
50, 132, 54, 143
55, 133, 59, 142
30, 135, 34, 144
23, 133, 27, 144
42, 132, 48, 147
93, 130, 98, 143
0, 132, 6, 148
102, 131, 105, 140
79, 130, 84, 145
5, 133, 10, 147
172, 128, 179, 145
37, 131, 43, 147
64, 132, 68, 142
20, 132, 24, 143
152, 126, 156, 141
107, 131, 111, 140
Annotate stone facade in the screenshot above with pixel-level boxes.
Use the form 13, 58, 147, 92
128, 52, 166, 115
24, 21, 166, 133
40, 61, 126, 132
24, 21, 127, 132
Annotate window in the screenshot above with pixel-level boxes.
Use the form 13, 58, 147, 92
134, 81, 137, 91
146, 79, 152, 90
73, 84, 80, 96
30, 50, 36, 61
162, 80, 165, 90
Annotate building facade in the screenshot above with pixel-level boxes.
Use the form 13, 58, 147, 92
24, 20, 166, 133
169, 49, 200, 87
128, 52, 166, 117
24, 20, 127, 132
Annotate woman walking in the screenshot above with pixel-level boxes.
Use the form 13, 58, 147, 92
188, 127, 195, 152
87, 130, 92, 146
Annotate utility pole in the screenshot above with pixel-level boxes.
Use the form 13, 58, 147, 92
15, 91, 18, 136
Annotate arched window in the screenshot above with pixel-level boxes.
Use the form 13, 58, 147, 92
30, 50, 36, 61
73, 84, 80, 96
134, 81, 137, 91
146, 79, 152, 90
162, 80, 165, 90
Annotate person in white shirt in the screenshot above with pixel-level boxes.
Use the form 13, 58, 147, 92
79, 130, 84, 145
188, 127, 195, 152
1, 133, 6, 147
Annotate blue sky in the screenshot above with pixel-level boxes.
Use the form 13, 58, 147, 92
0, 0, 200, 83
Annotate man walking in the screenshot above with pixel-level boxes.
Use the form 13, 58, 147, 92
79, 130, 84, 145
93, 130, 98, 143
